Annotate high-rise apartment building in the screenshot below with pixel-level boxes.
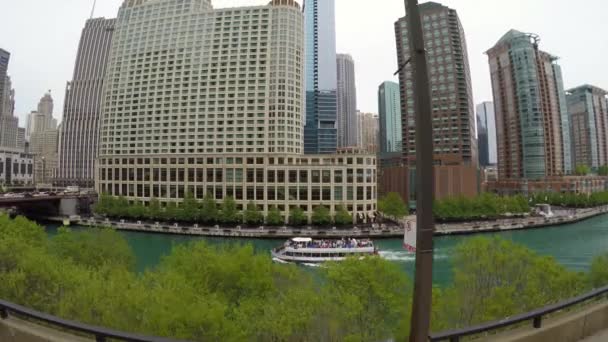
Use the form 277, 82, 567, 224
0, 76, 20, 149
336, 53, 358, 148
357, 111, 379, 153
29, 92, 58, 184
567, 85, 608, 170
395, 2, 478, 200
57, 18, 115, 188
303, 0, 338, 154
476, 101, 497, 167
0, 49, 9, 116
487, 30, 571, 180
95, 0, 376, 222
378, 81, 402, 156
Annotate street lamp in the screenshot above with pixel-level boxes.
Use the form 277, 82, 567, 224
402, 0, 436, 341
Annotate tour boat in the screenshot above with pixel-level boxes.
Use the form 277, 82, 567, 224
271, 237, 377, 264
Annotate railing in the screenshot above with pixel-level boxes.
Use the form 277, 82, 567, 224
429, 285, 608, 342
0, 299, 182, 342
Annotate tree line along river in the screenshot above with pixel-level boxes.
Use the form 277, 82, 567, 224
45, 214, 608, 286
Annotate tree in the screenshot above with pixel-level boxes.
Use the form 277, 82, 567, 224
289, 207, 307, 226
179, 192, 199, 222
312, 206, 331, 226
200, 193, 218, 224
266, 207, 284, 226
334, 206, 353, 226
589, 254, 608, 289
379, 192, 408, 220
320, 257, 410, 342
220, 197, 241, 225
50, 227, 135, 271
161, 202, 179, 221
244, 202, 264, 226
147, 198, 162, 220
599, 166, 608, 176
94, 194, 114, 216
434, 237, 584, 329
575, 164, 591, 176
127, 201, 147, 220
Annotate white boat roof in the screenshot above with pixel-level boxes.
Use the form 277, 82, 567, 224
291, 237, 313, 243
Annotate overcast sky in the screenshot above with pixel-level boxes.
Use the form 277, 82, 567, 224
1, 0, 607, 126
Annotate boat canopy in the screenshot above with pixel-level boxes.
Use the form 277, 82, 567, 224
291, 237, 313, 243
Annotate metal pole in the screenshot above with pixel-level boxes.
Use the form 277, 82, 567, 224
405, 0, 435, 341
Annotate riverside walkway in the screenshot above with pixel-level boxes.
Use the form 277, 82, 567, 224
61, 205, 608, 239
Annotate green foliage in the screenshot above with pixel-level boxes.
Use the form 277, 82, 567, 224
378, 192, 408, 219
433, 237, 584, 329
599, 165, 608, 176
147, 198, 162, 220
244, 202, 264, 225
127, 201, 147, 220
311, 205, 332, 226
266, 206, 284, 226
589, 254, 608, 289
220, 196, 241, 224
3, 215, 608, 341
178, 192, 199, 222
50, 227, 135, 271
575, 164, 591, 176
200, 193, 218, 224
321, 257, 410, 342
289, 207, 308, 226
334, 205, 353, 226
434, 193, 530, 222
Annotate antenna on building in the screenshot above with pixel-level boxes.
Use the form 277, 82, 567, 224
90, 0, 97, 19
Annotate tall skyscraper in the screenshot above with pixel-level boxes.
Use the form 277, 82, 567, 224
378, 81, 402, 156
567, 85, 608, 170
476, 101, 497, 167
357, 111, 379, 153
487, 30, 571, 180
29, 91, 58, 184
57, 18, 115, 188
303, 0, 338, 154
336, 53, 358, 147
95, 0, 377, 222
0, 49, 9, 116
395, 2, 478, 200
0, 76, 20, 149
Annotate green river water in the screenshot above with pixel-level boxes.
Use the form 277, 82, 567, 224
46, 214, 608, 287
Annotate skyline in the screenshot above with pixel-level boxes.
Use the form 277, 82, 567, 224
1, 0, 607, 126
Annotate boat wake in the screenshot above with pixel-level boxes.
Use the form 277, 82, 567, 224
379, 251, 416, 262
379, 250, 449, 262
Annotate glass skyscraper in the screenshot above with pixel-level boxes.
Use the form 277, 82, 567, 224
303, 0, 338, 154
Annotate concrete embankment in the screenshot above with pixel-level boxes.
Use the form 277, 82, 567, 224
49, 205, 608, 239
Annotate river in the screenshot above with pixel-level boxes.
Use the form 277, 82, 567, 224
46, 214, 608, 286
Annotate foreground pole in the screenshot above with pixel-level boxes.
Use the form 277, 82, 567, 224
405, 0, 436, 341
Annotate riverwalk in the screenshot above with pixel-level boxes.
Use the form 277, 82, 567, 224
58, 205, 608, 239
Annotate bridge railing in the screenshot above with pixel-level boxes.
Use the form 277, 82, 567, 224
429, 284, 608, 342
0, 299, 182, 342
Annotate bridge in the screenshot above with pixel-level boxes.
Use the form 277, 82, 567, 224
0, 193, 96, 218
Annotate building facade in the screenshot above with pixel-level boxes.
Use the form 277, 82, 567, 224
0, 149, 34, 186
0, 76, 20, 150
356, 111, 379, 153
0, 49, 9, 117
28, 92, 58, 184
476, 101, 497, 167
57, 18, 116, 188
95, 0, 376, 222
567, 85, 608, 170
303, 0, 338, 154
395, 2, 478, 200
487, 30, 572, 180
378, 81, 402, 156
336, 53, 358, 148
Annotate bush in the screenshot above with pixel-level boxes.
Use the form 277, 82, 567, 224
244, 202, 264, 225
312, 206, 331, 226
266, 207, 284, 226
289, 207, 307, 226
334, 206, 352, 226
378, 193, 408, 219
